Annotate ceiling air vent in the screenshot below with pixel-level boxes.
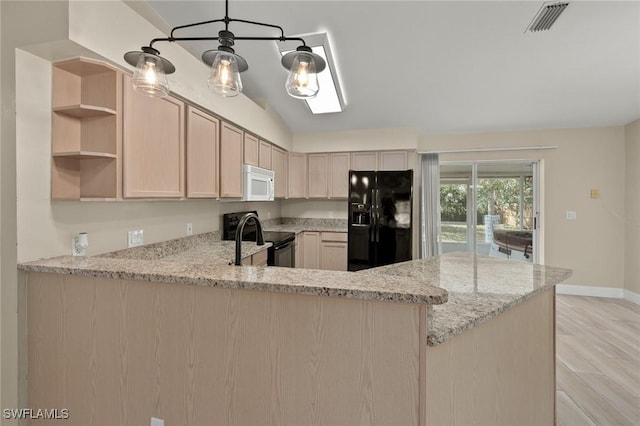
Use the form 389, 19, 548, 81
526, 2, 569, 32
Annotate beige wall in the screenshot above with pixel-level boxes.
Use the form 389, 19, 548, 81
281, 200, 347, 219
15, 49, 280, 261
420, 126, 627, 289
293, 127, 417, 153
625, 119, 640, 295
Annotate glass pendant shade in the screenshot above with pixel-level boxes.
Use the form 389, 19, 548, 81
285, 53, 319, 99
208, 53, 243, 97
132, 53, 170, 97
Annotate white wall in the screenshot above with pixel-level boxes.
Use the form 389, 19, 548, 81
625, 119, 640, 295
420, 126, 627, 289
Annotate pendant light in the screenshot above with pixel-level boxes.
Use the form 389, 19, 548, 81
123, 0, 326, 99
124, 47, 174, 98
282, 46, 324, 99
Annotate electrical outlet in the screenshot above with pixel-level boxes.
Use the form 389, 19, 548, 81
150, 417, 164, 426
187, 223, 193, 235
566, 211, 577, 220
128, 229, 144, 247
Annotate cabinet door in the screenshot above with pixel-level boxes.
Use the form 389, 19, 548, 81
302, 232, 320, 269
307, 153, 328, 198
220, 122, 243, 198
295, 234, 304, 268
320, 242, 348, 271
379, 150, 408, 171
351, 151, 378, 171
123, 76, 185, 198
271, 146, 287, 198
259, 140, 272, 169
287, 153, 308, 199
186, 106, 219, 198
243, 133, 259, 166
329, 152, 350, 199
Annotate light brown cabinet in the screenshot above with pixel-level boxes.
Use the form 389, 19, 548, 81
320, 232, 348, 271
302, 231, 320, 269
243, 133, 259, 166
379, 150, 409, 170
259, 140, 272, 169
123, 74, 185, 198
186, 106, 219, 198
299, 231, 347, 271
272, 146, 288, 198
295, 233, 304, 268
351, 151, 378, 171
307, 153, 329, 198
242, 248, 268, 266
329, 152, 350, 199
287, 153, 308, 199
51, 58, 122, 200
220, 122, 244, 198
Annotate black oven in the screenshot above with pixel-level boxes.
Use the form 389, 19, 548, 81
223, 211, 296, 267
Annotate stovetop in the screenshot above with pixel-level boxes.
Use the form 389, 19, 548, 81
222, 211, 295, 247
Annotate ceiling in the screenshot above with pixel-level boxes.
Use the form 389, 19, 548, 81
143, 1, 640, 135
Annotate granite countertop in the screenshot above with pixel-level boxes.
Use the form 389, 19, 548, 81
18, 219, 572, 346
98, 231, 270, 265
18, 255, 448, 305
361, 252, 572, 345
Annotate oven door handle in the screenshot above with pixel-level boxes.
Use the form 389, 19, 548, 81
273, 244, 291, 251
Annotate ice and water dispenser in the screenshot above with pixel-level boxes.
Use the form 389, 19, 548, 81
351, 203, 372, 225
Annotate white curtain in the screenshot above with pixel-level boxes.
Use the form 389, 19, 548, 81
420, 153, 441, 257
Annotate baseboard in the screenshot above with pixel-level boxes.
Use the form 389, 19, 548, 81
624, 289, 640, 305
556, 285, 640, 306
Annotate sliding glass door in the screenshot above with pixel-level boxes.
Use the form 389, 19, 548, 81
440, 161, 539, 263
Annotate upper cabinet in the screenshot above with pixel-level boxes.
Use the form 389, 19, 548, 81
307, 153, 328, 198
351, 150, 409, 171
379, 150, 409, 171
243, 133, 259, 166
272, 146, 287, 198
123, 74, 185, 198
328, 153, 350, 199
220, 122, 244, 198
287, 153, 308, 199
259, 140, 272, 169
186, 106, 219, 198
51, 58, 122, 200
351, 151, 378, 171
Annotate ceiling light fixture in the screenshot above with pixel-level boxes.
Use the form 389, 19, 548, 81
124, 0, 326, 99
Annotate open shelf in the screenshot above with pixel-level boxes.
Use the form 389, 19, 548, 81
52, 151, 117, 159
53, 104, 117, 118
51, 58, 122, 200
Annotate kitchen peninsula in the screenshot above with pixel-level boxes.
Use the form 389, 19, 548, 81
19, 233, 571, 426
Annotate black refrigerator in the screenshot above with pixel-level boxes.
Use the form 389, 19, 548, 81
348, 170, 413, 271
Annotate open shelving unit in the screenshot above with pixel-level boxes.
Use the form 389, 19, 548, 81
51, 58, 122, 200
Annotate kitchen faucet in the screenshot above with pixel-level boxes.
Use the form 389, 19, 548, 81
234, 212, 265, 265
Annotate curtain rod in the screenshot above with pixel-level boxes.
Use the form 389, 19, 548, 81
418, 145, 557, 154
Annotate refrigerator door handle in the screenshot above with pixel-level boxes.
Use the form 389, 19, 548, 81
375, 189, 381, 242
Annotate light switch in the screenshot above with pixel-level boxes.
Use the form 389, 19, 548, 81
590, 189, 600, 199
566, 211, 577, 220
150, 418, 164, 426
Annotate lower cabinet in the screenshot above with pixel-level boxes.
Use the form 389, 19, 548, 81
241, 249, 268, 266
299, 231, 347, 271
302, 232, 320, 269
295, 233, 304, 268
320, 232, 348, 271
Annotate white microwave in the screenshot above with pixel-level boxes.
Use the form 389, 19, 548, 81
243, 165, 275, 201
